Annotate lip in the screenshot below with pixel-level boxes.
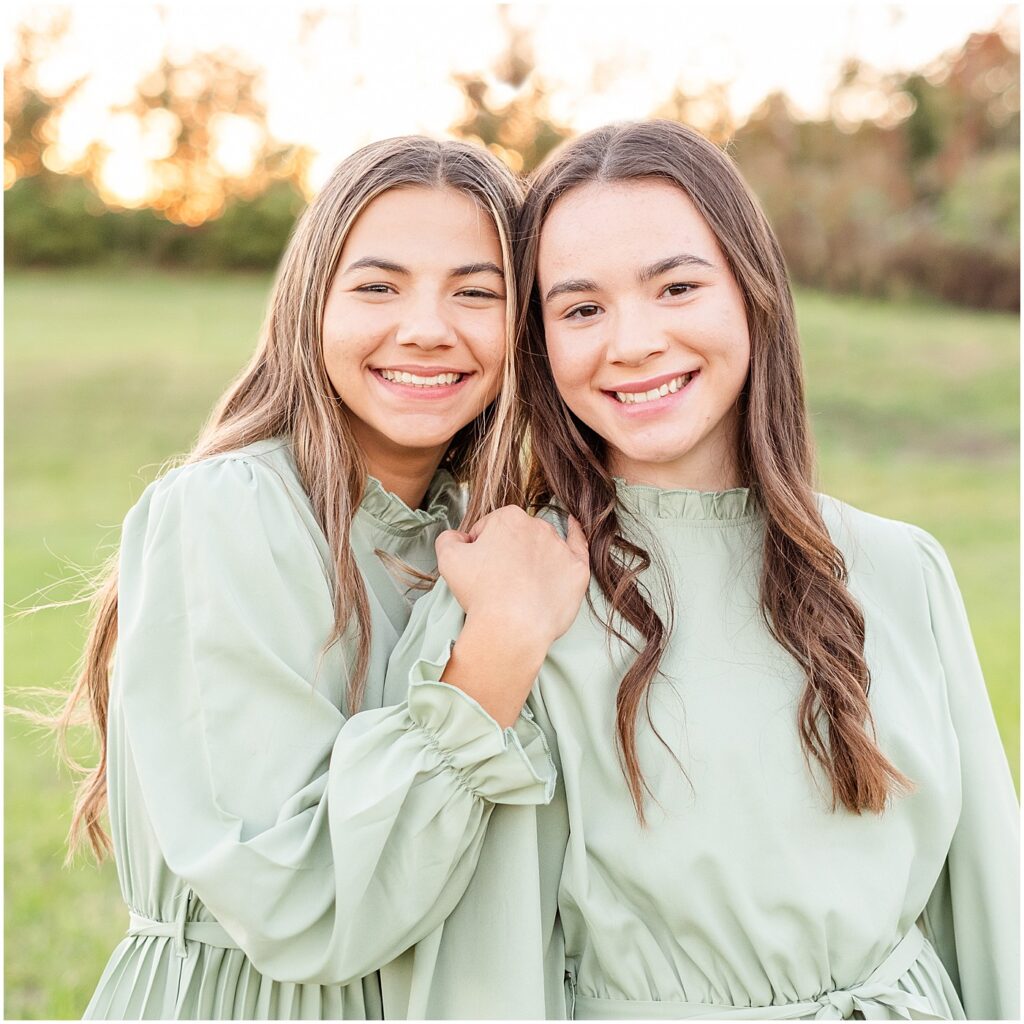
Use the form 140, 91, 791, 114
372, 365, 472, 375
369, 366, 475, 401
601, 369, 699, 416
601, 368, 698, 394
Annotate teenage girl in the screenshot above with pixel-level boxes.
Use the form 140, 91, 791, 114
61, 137, 588, 1019
387, 121, 1018, 1019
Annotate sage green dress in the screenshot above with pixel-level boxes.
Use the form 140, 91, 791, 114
386, 484, 1019, 1019
84, 438, 555, 1020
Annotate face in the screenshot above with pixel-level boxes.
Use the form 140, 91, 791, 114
323, 185, 506, 478
538, 179, 750, 491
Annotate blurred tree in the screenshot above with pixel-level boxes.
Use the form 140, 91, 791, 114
4, 15, 78, 186
4, 15, 303, 226
5, 14, 306, 267
98, 50, 295, 225
653, 83, 735, 145
730, 30, 1018, 310
448, 8, 570, 174
5, 10, 1019, 306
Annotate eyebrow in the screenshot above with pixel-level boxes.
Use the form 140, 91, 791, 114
451, 261, 504, 279
638, 252, 714, 281
544, 278, 599, 303
343, 257, 504, 279
344, 257, 408, 275
543, 252, 714, 304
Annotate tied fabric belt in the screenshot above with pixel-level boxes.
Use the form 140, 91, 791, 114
570, 926, 943, 1020
127, 891, 241, 959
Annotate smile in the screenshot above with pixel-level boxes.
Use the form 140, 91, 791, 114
378, 368, 465, 387
612, 372, 695, 405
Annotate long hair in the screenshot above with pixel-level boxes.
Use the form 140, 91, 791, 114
59, 136, 524, 859
516, 120, 910, 821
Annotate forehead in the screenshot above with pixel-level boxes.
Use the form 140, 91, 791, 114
343, 185, 501, 258
538, 179, 718, 279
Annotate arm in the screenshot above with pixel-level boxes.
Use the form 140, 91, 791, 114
380, 574, 572, 1019
910, 527, 1019, 1019
115, 455, 554, 987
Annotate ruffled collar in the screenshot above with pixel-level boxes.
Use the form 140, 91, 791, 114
614, 478, 756, 521
359, 471, 462, 533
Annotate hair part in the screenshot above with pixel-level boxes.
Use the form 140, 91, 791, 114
517, 120, 910, 823
56, 136, 523, 859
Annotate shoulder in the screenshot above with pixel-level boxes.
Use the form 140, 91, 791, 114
816, 494, 951, 591
125, 438, 316, 549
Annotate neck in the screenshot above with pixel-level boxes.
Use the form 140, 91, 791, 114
609, 419, 743, 492
362, 449, 446, 509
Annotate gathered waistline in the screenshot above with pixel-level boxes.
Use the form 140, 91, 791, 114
127, 894, 241, 960
570, 926, 943, 1020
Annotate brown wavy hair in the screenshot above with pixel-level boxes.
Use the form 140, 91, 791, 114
516, 120, 910, 821
54, 136, 524, 859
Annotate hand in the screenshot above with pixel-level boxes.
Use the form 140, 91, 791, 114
436, 507, 590, 649
435, 508, 590, 727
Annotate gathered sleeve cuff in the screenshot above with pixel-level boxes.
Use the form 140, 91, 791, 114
407, 665, 556, 805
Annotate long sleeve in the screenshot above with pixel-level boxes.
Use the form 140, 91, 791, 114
911, 526, 1019, 1019
379, 576, 570, 1019
113, 454, 555, 988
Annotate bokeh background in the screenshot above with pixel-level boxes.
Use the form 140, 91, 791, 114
4, 2, 1019, 1018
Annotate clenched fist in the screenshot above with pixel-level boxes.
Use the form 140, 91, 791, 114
437, 507, 590, 727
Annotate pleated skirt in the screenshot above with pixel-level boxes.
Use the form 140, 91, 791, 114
84, 935, 383, 1020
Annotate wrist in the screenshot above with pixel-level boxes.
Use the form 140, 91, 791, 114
438, 612, 549, 729
462, 608, 553, 670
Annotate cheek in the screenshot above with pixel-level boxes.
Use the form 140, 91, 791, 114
321, 334, 358, 383
323, 300, 393, 365
471, 309, 508, 373
729, 324, 752, 382
544, 328, 591, 397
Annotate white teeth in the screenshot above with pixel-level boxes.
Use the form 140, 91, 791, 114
380, 369, 462, 387
614, 373, 692, 404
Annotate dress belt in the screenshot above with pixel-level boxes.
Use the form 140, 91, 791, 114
127, 890, 240, 959
570, 926, 944, 1020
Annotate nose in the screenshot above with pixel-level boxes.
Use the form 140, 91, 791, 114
394, 294, 457, 350
606, 308, 669, 366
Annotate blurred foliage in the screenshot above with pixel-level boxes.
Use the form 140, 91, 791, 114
730, 30, 1020, 310
3, 15, 1019, 309
449, 10, 570, 174
5, 174, 304, 267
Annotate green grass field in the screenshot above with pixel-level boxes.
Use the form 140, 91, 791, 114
5, 270, 1019, 1019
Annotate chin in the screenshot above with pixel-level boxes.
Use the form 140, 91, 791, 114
615, 441, 697, 466
387, 433, 457, 453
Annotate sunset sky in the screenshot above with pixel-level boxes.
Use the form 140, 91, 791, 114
4, 1, 1017, 206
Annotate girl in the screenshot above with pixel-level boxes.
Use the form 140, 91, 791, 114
61, 136, 588, 1019
387, 121, 1018, 1019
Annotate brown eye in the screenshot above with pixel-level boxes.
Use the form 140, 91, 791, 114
663, 283, 696, 297
565, 303, 601, 320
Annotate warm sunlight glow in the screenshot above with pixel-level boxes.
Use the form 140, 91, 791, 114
98, 149, 157, 207
209, 113, 263, 178
3, 0, 1017, 210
